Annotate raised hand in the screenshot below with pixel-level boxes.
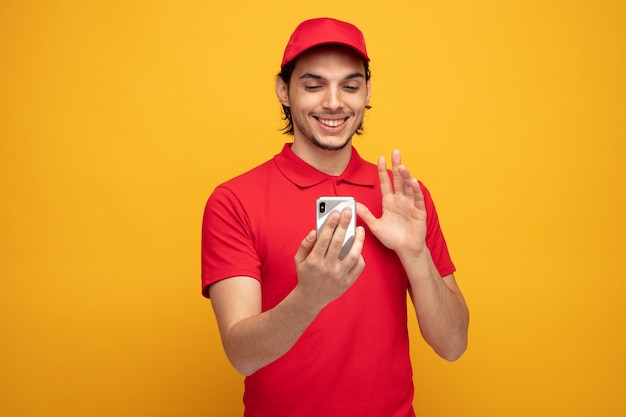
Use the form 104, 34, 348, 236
357, 150, 428, 257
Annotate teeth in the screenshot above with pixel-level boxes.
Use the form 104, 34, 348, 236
318, 118, 345, 127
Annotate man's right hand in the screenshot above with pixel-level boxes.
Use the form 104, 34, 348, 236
293, 207, 366, 312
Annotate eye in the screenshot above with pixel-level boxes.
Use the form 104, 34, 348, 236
304, 85, 322, 91
343, 85, 360, 92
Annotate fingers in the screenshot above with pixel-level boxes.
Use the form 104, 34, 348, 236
313, 208, 354, 260
327, 208, 354, 259
380, 149, 415, 196
356, 201, 383, 239
397, 164, 415, 200
377, 156, 393, 196
409, 177, 426, 211
355, 201, 374, 226
344, 226, 366, 275
294, 212, 365, 310
391, 149, 405, 195
294, 229, 317, 264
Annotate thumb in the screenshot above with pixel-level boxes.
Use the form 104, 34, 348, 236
356, 202, 377, 228
294, 229, 316, 264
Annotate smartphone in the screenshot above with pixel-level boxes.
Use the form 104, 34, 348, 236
316, 196, 356, 260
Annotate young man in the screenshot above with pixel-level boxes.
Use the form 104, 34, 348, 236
202, 17, 469, 417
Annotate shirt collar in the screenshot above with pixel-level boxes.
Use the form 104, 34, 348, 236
273, 143, 377, 189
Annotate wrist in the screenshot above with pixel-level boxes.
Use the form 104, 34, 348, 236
396, 245, 430, 265
289, 285, 325, 320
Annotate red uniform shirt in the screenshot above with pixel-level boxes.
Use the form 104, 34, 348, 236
202, 144, 455, 417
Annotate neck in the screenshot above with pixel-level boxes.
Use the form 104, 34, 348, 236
291, 139, 353, 176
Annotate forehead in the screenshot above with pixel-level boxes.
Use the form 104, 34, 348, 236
292, 45, 366, 78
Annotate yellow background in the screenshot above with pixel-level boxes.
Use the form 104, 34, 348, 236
2, 1, 625, 416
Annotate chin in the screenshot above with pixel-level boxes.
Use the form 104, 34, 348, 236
312, 136, 352, 151
310, 127, 356, 151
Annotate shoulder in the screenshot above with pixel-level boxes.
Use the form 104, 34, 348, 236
219, 158, 276, 190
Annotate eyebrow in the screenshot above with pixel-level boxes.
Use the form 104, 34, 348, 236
299, 72, 365, 80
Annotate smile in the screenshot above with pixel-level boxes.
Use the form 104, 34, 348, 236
315, 116, 349, 128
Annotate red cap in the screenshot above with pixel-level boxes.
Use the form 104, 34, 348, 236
281, 18, 370, 68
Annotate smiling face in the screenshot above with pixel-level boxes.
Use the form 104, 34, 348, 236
276, 45, 371, 153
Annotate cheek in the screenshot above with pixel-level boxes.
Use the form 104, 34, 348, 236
349, 93, 369, 110
292, 110, 312, 131
289, 93, 316, 112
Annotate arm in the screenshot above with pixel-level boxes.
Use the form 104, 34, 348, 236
357, 150, 469, 361
209, 209, 366, 376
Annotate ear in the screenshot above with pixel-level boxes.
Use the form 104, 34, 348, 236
275, 76, 290, 107
365, 79, 372, 106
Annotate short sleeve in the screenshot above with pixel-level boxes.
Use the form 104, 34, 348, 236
201, 186, 262, 298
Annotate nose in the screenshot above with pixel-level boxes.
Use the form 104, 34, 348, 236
322, 86, 343, 110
